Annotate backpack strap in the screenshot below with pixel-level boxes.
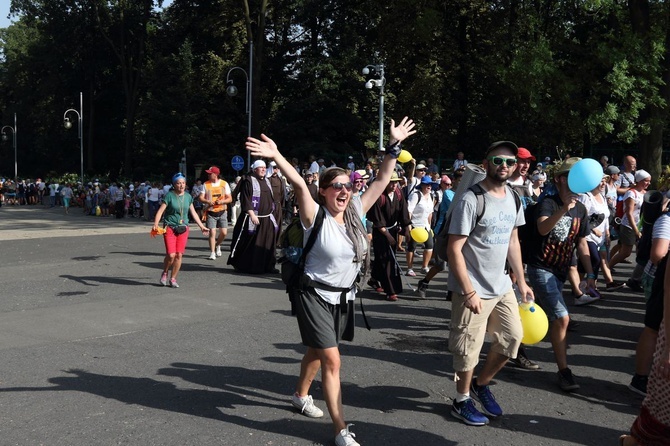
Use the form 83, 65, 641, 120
468, 183, 521, 225
506, 184, 522, 214
297, 206, 326, 271
468, 184, 488, 225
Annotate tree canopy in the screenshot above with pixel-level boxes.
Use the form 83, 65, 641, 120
1, 0, 669, 183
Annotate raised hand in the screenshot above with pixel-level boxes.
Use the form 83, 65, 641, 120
246, 134, 279, 159
389, 116, 417, 144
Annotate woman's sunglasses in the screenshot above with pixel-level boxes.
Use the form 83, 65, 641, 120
488, 156, 517, 167
328, 182, 353, 191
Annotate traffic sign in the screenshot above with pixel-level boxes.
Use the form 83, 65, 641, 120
231, 155, 245, 172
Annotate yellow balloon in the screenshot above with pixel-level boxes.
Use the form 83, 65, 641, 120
519, 302, 549, 345
410, 227, 429, 243
397, 149, 412, 163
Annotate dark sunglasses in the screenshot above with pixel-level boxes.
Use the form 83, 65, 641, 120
328, 181, 353, 191
488, 156, 517, 167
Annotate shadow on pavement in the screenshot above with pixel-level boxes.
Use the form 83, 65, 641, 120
490, 413, 628, 446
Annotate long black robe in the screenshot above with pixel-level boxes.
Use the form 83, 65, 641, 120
228, 174, 278, 274
366, 186, 411, 296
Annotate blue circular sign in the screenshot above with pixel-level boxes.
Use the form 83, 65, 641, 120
231, 155, 245, 172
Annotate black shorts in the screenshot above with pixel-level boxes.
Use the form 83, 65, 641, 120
644, 282, 664, 331
294, 286, 354, 349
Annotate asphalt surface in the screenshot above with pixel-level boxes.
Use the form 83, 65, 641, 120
0, 204, 646, 445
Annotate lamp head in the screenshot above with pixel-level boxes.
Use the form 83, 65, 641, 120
362, 67, 370, 75
365, 80, 374, 89
64, 118, 72, 130
1, 133, 7, 142
226, 84, 238, 97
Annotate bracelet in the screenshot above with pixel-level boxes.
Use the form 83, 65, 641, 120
586, 273, 596, 279
460, 290, 476, 298
385, 141, 402, 158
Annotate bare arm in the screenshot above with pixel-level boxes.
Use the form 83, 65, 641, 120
152, 202, 167, 231
188, 203, 210, 233
447, 234, 482, 314
624, 196, 640, 237
361, 117, 416, 212
650, 238, 670, 265
246, 135, 317, 228
507, 228, 533, 302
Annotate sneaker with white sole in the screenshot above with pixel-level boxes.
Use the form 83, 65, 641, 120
160, 272, 168, 286
290, 393, 323, 418
406, 269, 416, 277
451, 398, 489, 426
170, 278, 179, 288
208, 252, 217, 260
335, 424, 360, 446
215, 245, 222, 257
573, 293, 600, 306
470, 380, 503, 417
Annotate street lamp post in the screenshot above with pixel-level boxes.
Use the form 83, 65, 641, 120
1, 112, 17, 181
362, 64, 386, 151
63, 92, 84, 185
226, 41, 253, 171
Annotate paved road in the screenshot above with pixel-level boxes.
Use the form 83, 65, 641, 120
0, 205, 645, 445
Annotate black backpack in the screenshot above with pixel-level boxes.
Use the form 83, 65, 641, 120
636, 190, 666, 266
279, 207, 326, 314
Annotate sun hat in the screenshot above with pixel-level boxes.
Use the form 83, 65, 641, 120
555, 157, 582, 176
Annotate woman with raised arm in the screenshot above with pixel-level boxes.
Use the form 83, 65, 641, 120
246, 117, 416, 446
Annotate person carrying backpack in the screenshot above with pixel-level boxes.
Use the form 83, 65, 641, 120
245, 116, 416, 446
446, 141, 533, 426
525, 157, 598, 392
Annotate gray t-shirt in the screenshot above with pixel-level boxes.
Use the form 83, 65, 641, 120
447, 187, 524, 298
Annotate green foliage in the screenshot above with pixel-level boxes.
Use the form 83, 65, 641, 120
2, 0, 670, 180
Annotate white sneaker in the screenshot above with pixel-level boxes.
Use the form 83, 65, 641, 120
215, 245, 222, 257
208, 252, 217, 260
290, 393, 324, 418
406, 269, 416, 277
335, 424, 360, 446
574, 293, 600, 306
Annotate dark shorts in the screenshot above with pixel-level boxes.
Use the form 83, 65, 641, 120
619, 225, 637, 246
407, 227, 434, 252
294, 286, 354, 349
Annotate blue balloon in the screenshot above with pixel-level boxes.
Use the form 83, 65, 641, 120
568, 158, 602, 193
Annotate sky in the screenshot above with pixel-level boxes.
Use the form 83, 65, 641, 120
0, 0, 173, 29
0, 0, 12, 29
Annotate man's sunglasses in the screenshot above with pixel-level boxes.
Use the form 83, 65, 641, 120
488, 156, 517, 167
328, 182, 353, 191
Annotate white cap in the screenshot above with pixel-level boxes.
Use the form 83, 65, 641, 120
251, 160, 267, 170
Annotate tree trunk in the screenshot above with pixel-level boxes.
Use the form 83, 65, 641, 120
629, 0, 670, 187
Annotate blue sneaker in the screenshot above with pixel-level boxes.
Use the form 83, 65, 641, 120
451, 398, 489, 426
470, 381, 503, 417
